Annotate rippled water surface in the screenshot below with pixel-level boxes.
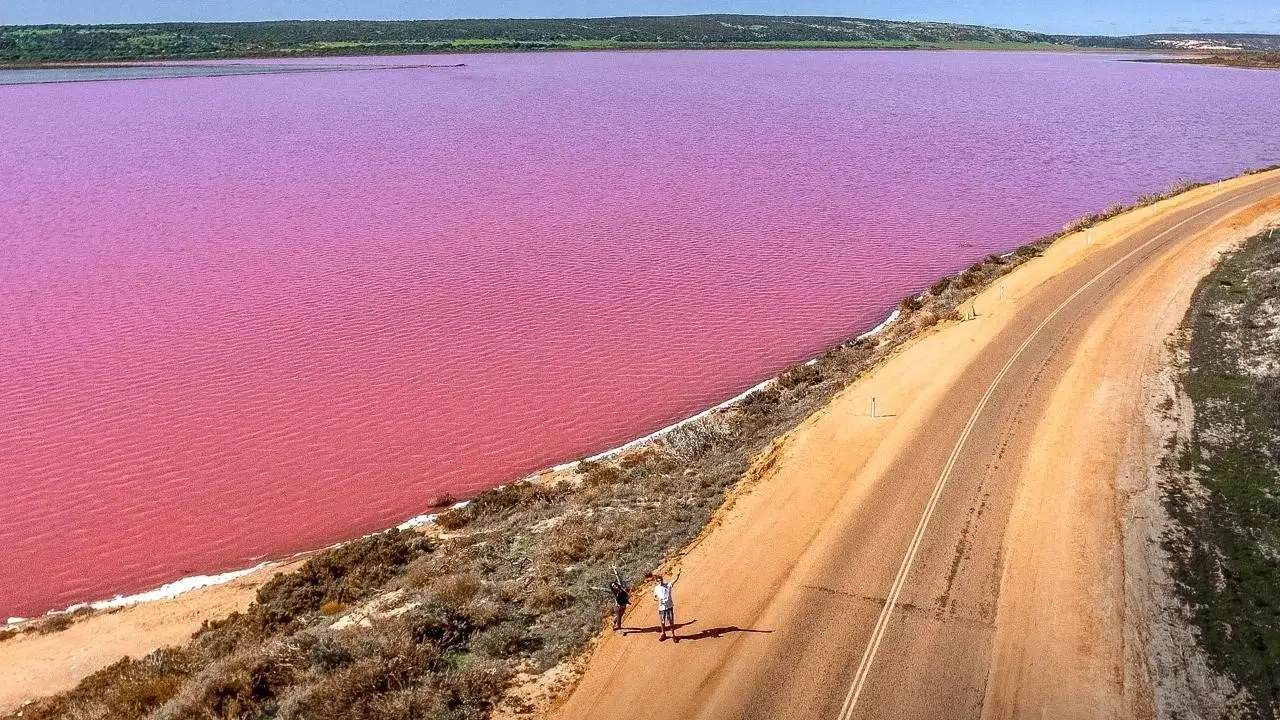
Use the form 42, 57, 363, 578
2, 51, 1278, 617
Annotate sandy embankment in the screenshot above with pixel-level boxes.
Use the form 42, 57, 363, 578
0, 559, 304, 713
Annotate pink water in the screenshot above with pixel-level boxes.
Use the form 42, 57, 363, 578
2, 51, 1278, 618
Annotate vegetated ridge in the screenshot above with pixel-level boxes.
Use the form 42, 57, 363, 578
0, 16, 1059, 62
3, 15, 1278, 64
1165, 225, 1280, 716
1065, 32, 1280, 52
4, 178, 1225, 720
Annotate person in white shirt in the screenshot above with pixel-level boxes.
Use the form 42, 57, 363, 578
651, 570, 681, 641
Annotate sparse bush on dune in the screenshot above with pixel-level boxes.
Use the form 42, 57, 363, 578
579, 459, 625, 487
17, 649, 194, 720
319, 600, 348, 616
15, 531, 433, 720
1062, 179, 1210, 236
436, 482, 567, 531
778, 361, 822, 391
33, 613, 75, 635
660, 414, 740, 460
427, 573, 484, 607
431, 492, 459, 508
12, 171, 1245, 720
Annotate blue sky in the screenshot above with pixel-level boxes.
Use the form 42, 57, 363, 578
3, 0, 1278, 36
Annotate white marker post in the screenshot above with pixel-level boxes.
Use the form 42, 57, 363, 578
1087, 231, 1093, 247
870, 397, 877, 419
998, 285, 1006, 301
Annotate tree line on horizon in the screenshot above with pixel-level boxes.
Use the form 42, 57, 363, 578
2, 15, 1276, 63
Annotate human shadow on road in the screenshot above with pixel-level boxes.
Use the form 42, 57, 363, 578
619, 620, 698, 636
673, 626, 774, 643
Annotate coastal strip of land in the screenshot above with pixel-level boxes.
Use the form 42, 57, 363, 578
1140, 51, 1280, 70
549, 171, 1280, 720
5, 169, 1279, 719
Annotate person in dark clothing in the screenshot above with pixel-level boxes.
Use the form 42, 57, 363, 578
592, 566, 631, 631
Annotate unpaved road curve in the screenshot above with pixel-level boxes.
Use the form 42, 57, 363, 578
550, 171, 1280, 720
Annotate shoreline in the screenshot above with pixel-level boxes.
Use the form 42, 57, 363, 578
6, 307, 903, 627
0, 61, 469, 86
7, 168, 1279, 718
1134, 52, 1280, 71
0, 44, 1151, 70
10, 167, 1278, 628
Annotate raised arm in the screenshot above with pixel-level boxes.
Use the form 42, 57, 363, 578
612, 565, 624, 587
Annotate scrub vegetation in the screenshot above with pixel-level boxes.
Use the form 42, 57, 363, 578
1158, 52, 1280, 70
1165, 226, 1280, 717
7, 178, 1227, 720
1072, 33, 1280, 51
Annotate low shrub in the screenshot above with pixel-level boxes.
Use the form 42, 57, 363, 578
661, 415, 739, 461
428, 573, 483, 607
319, 600, 347, 616
431, 493, 458, 508
739, 386, 782, 417
439, 483, 566, 530
524, 580, 570, 614
34, 613, 75, 635
17, 649, 194, 720
471, 621, 533, 658
305, 634, 354, 673
778, 362, 822, 390
253, 530, 432, 632
579, 460, 624, 487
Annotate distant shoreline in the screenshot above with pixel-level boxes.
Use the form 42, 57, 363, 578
0, 42, 1122, 70
0, 60, 467, 85
4, 14, 1275, 67
1131, 52, 1280, 70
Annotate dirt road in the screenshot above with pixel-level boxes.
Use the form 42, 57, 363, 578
551, 171, 1280, 720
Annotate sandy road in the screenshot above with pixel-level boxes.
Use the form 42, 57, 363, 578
550, 171, 1280, 720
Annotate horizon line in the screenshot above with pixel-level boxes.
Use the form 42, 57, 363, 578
2, 13, 1278, 39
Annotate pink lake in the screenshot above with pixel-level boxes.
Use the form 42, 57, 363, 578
1, 50, 1278, 618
